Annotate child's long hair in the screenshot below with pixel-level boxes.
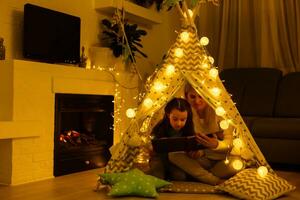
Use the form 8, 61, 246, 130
152, 98, 195, 138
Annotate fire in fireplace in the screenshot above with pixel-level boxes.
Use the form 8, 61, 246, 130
54, 94, 114, 176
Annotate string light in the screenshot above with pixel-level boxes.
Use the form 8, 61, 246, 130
200, 37, 209, 46
180, 31, 190, 43
126, 108, 136, 118
174, 48, 184, 58
165, 64, 175, 76
233, 138, 243, 149
215, 106, 226, 116
224, 158, 230, 164
257, 166, 268, 178
183, 9, 194, 18
208, 56, 214, 64
201, 63, 209, 69
220, 119, 230, 130
153, 81, 166, 92
232, 159, 244, 170
210, 87, 221, 97
209, 68, 219, 79
143, 98, 153, 109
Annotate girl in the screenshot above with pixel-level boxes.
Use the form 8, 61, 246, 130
149, 97, 195, 180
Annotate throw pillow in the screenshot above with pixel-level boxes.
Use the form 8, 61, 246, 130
100, 168, 171, 197
217, 168, 296, 200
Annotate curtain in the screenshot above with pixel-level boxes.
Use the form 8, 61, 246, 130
196, 0, 300, 73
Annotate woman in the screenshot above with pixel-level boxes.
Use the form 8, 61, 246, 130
168, 84, 236, 185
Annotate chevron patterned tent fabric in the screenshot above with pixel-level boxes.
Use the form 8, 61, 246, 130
217, 168, 296, 200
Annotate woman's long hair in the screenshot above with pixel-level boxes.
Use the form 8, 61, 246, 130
184, 83, 219, 132
152, 98, 195, 138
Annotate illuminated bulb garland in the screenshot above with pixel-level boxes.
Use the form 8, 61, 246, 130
210, 87, 221, 97
183, 9, 194, 18
201, 63, 209, 69
180, 31, 190, 43
143, 98, 153, 109
85, 65, 138, 140
153, 81, 166, 92
257, 166, 268, 178
220, 119, 230, 130
232, 159, 244, 170
200, 37, 209, 46
233, 138, 243, 149
114, 83, 123, 137
174, 48, 184, 58
224, 158, 230, 164
165, 64, 175, 76
209, 68, 219, 79
215, 106, 226, 116
208, 56, 214, 64
126, 108, 136, 118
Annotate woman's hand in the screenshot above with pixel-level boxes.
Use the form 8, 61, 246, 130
195, 134, 219, 149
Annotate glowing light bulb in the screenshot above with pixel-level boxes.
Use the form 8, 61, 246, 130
180, 31, 190, 43
188, 9, 193, 17
126, 108, 136, 118
232, 159, 244, 170
201, 63, 209, 69
143, 98, 153, 109
153, 81, 166, 92
174, 48, 184, 58
215, 106, 226, 116
220, 119, 229, 130
208, 56, 214, 64
183, 9, 193, 18
257, 166, 268, 178
200, 37, 209, 46
233, 138, 243, 149
224, 159, 230, 164
165, 64, 175, 76
210, 87, 221, 97
209, 68, 219, 79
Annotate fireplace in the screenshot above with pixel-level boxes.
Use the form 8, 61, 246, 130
0, 60, 138, 185
54, 94, 114, 176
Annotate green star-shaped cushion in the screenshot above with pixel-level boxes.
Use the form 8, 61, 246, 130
100, 168, 171, 197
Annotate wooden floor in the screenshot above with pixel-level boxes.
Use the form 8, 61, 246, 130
0, 168, 299, 200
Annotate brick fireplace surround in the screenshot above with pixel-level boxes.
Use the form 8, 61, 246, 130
0, 60, 138, 185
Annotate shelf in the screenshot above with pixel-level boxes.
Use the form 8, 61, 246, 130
0, 121, 41, 139
94, 0, 163, 25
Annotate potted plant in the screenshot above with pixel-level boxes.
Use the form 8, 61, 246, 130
100, 18, 148, 64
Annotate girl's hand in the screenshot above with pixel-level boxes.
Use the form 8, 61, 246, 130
186, 150, 204, 159
195, 134, 218, 149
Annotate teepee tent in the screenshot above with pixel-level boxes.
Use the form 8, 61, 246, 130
100, 2, 296, 198
105, 24, 270, 175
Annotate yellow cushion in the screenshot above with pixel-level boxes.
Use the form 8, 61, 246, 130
217, 168, 296, 200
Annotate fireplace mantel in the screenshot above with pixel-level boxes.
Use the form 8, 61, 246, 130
0, 59, 138, 185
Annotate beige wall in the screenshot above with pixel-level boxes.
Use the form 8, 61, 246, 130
0, 0, 180, 77
0, 0, 181, 185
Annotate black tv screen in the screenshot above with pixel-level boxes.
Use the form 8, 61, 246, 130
23, 4, 80, 64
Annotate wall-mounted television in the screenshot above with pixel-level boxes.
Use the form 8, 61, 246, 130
23, 4, 81, 64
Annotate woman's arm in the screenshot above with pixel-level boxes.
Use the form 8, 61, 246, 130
194, 127, 233, 153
